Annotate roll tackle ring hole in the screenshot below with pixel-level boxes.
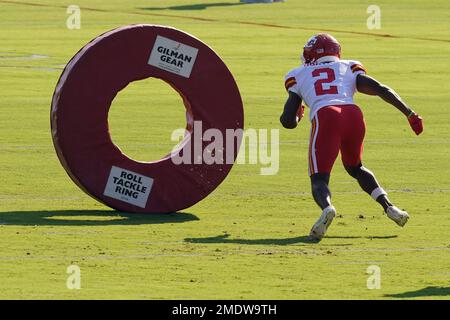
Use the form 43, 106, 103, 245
108, 77, 187, 163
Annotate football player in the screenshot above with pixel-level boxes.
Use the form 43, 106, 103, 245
280, 34, 423, 241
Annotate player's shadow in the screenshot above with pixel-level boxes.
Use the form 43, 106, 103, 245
0, 210, 198, 226
326, 235, 398, 240
384, 286, 450, 298
186, 234, 322, 245
139, 2, 246, 11
185, 234, 398, 245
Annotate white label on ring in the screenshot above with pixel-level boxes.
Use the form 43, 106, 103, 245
103, 166, 153, 208
148, 35, 199, 78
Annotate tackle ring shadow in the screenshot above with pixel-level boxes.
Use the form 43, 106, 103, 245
0, 210, 199, 226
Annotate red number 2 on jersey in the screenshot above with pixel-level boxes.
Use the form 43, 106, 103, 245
312, 68, 338, 96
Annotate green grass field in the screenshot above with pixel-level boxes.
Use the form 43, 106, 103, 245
1, 0, 449, 299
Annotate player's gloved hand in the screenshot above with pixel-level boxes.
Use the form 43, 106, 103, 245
407, 111, 423, 135
296, 105, 305, 123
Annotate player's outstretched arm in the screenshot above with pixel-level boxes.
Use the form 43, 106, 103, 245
356, 74, 423, 135
280, 91, 302, 129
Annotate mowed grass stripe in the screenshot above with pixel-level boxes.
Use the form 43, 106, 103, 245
1, 0, 449, 43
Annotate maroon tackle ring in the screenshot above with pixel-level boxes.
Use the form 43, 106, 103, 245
51, 24, 244, 213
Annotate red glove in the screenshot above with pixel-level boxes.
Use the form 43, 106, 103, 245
296, 105, 305, 123
408, 112, 423, 135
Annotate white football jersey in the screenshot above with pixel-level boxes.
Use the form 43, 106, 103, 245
284, 56, 366, 120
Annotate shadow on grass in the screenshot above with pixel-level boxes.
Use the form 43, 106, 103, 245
326, 235, 398, 240
385, 286, 450, 298
0, 210, 199, 226
186, 234, 321, 245
185, 234, 398, 245
139, 2, 246, 11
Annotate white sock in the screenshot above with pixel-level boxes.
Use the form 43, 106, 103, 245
370, 187, 387, 201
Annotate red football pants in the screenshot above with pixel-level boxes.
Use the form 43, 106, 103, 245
308, 104, 365, 176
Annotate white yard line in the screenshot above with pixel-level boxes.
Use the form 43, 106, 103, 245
0, 54, 48, 60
